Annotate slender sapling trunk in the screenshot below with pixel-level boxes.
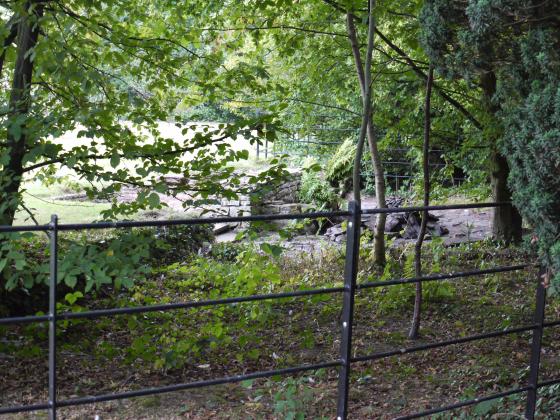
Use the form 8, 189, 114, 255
346, 2, 387, 266
408, 65, 434, 340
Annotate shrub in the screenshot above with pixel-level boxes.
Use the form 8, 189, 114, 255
149, 224, 214, 263
363, 240, 456, 313
124, 246, 282, 369
208, 242, 247, 262
0, 223, 214, 313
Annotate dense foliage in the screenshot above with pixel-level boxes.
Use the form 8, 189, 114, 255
2, 2, 560, 416
500, 29, 560, 289
0, 224, 213, 314
0, 0, 289, 225
420, 0, 560, 287
298, 162, 339, 210
0, 0, 292, 293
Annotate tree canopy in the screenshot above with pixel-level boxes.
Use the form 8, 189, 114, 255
1, 0, 559, 288
0, 0, 287, 226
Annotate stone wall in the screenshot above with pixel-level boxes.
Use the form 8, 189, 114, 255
207, 171, 303, 218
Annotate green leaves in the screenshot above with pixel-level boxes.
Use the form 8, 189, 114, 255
118, 244, 285, 370
63, 271, 79, 289
7, 117, 23, 142
64, 291, 83, 305
1, 0, 292, 226
299, 162, 339, 211
0, 233, 41, 291
0, 229, 155, 294
422, 0, 560, 287
260, 242, 284, 257
241, 379, 254, 389
147, 192, 161, 208
472, 398, 500, 416
110, 152, 121, 168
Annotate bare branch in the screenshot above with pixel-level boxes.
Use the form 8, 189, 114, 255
197, 24, 347, 37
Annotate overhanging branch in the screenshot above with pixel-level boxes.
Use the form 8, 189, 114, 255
374, 29, 482, 130
22, 135, 230, 173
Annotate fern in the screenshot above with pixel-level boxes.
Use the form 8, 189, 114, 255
325, 138, 356, 186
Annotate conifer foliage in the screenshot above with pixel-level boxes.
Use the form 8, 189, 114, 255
420, 0, 560, 288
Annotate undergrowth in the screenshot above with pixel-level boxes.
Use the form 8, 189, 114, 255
1, 235, 559, 418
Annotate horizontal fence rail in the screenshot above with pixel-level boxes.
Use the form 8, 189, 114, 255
263, 139, 466, 186
0, 201, 557, 419
0, 201, 509, 233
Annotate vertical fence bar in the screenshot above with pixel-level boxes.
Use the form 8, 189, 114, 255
336, 201, 361, 419
525, 265, 547, 419
48, 215, 58, 420
264, 138, 268, 159
264, 122, 268, 160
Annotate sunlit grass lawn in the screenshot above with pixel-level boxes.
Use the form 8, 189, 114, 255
14, 182, 111, 225
13, 180, 215, 226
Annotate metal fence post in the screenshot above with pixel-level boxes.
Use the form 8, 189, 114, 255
264, 122, 268, 160
48, 215, 58, 420
336, 201, 361, 419
265, 138, 268, 159
525, 265, 547, 419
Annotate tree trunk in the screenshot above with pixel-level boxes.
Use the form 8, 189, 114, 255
0, 15, 18, 80
408, 66, 434, 340
366, 122, 386, 266
1, 3, 42, 299
346, 3, 387, 266
347, 9, 373, 205
0, 3, 42, 227
480, 71, 523, 243
490, 152, 522, 243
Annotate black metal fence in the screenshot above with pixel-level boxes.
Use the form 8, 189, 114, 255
258, 135, 466, 189
0, 202, 558, 419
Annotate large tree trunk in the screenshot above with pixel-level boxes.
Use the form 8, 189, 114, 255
0, 3, 42, 227
490, 152, 522, 243
1, 3, 42, 303
480, 71, 522, 243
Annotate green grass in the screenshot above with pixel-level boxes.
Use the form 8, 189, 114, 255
14, 182, 111, 225
14, 181, 197, 225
